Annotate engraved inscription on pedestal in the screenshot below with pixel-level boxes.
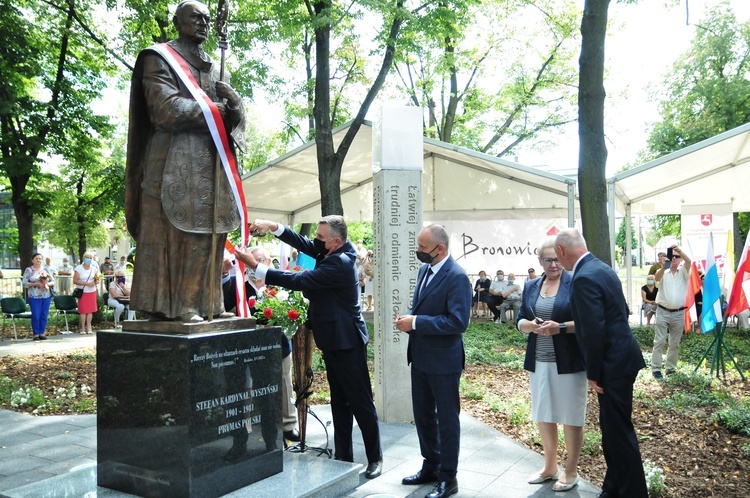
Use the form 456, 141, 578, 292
97, 327, 283, 498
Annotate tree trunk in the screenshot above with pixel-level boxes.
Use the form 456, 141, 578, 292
76, 176, 87, 261
11, 176, 34, 269
312, 3, 343, 217
578, 0, 611, 266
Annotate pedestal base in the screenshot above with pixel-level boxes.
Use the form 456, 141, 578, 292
97, 326, 283, 497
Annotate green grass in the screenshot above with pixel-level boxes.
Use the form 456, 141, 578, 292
464, 322, 526, 368
459, 377, 486, 400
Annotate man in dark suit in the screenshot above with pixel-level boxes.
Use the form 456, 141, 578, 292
395, 225, 472, 498
235, 216, 383, 479
554, 228, 648, 498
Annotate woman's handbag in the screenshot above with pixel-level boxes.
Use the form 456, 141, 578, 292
72, 288, 84, 299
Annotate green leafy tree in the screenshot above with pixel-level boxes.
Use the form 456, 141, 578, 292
37, 137, 126, 261
647, 2, 750, 157
394, 0, 579, 156
615, 218, 638, 251
646, 2, 750, 260
0, 0, 115, 267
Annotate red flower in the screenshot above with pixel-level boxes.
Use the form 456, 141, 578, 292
267, 289, 277, 297
263, 307, 273, 319
288, 309, 299, 321
248, 297, 256, 308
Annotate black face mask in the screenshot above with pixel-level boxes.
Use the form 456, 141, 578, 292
415, 244, 440, 264
313, 238, 329, 257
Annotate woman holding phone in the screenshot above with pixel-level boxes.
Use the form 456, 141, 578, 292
516, 237, 587, 492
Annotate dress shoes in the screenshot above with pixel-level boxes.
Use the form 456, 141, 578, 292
425, 479, 458, 498
364, 460, 382, 479
402, 469, 439, 485
283, 429, 300, 442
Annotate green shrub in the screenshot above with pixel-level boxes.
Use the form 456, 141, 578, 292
10, 385, 46, 412
632, 326, 655, 349
581, 429, 602, 456
712, 400, 750, 437
0, 376, 20, 404
643, 459, 667, 497
459, 378, 485, 400
464, 322, 526, 367
488, 395, 531, 425
646, 371, 732, 412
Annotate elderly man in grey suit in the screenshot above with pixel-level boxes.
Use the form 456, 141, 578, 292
555, 228, 647, 498
395, 224, 472, 498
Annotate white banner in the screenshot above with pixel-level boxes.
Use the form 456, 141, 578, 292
681, 203, 732, 277
433, 219, 571, 277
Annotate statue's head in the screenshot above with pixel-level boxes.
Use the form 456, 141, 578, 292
173, 1, 210, 45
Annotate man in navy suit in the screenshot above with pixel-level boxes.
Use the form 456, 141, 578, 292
235, 216, 383, 479
555, 228, 647, 498
395, 225, 472, 498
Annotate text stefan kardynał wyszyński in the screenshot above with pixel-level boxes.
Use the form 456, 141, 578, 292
194, 384, 279, 412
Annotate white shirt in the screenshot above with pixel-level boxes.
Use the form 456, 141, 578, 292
656, 265, 689, 308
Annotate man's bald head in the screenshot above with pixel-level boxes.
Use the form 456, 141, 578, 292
554, 228, 588, 272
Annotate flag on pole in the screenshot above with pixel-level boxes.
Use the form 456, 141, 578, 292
726, 230, 750, 316
684, 260, 703, 333
279, 242, 290, 271
723, 230, 735, 296
701, 233, 723, 334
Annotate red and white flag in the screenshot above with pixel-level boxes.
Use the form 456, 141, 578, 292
684, 261, 703, 333
726, 231, 750, 317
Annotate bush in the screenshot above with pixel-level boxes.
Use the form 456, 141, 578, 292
643, 459, 667, 497
713, 400, 750, 437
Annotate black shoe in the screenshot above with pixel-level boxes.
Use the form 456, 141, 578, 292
38, 335, 47, 340
402, 469, 439, 485
365, 460, 382, 479
33, 336, 40, 341
652, 370, 663, 379
665, 369, 676, 375
425, 480, 458, 498
283, 429, 300, 442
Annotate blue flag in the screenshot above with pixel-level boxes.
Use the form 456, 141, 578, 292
701, 233, 723, 334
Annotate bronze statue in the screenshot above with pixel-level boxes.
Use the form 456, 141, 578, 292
125, 0, 245, 322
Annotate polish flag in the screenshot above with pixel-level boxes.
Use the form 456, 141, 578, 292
684, 261, 703, 333
726, 231, 750, 317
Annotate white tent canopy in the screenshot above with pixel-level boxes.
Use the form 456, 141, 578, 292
609, 122, 750, 217
608, 121, 750, 309
242, 121, 577, 226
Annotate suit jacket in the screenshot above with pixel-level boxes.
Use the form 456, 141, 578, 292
570, 254, 646, 384
264, 228, 367, 353
407, 256, 472, 375
517, 271, 585, 374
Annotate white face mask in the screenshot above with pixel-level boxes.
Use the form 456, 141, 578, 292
647, 280, 655, 285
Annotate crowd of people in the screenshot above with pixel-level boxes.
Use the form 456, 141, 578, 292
472, 268, 538, 324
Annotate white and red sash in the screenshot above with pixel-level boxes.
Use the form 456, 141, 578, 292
152, 43, 251, 318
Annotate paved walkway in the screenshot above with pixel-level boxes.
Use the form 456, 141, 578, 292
0, 334, 602, 497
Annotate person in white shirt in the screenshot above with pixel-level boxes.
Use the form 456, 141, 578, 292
487, 270, 506, 322
115, 256, 128, 271
651, 245, 692, 379
43, 257, 58, 277
499, 273, 522, 323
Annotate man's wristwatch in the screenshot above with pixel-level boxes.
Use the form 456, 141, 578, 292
558, 322, 568, 334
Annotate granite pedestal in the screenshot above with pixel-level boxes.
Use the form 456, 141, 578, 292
96, 321, 283, 497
